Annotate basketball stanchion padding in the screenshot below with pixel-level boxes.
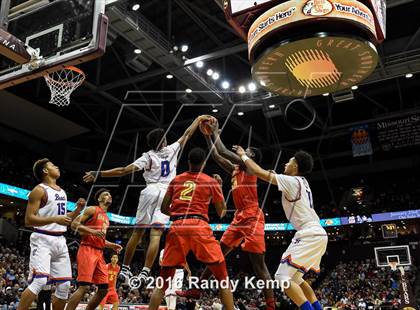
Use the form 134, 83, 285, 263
44, 66, 86, 107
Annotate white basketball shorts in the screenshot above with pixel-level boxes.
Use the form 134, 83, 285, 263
136, 183, 170, 228
275, 226, 328, 283
28, 232, 72, 284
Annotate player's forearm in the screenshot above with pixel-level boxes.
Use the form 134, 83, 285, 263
99, 167, 130, 178
213, 132, 242, 164
67, 207, 83, 220
105, 240, 116, 248
25, 214, 56, 227
180, 118, 200, 145
242, 157, 276, 185
215, 203, 227, 218
71, 222, 95, 235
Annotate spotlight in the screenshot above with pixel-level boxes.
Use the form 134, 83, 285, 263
323, 93, 329, 97
195, 61, 204, 68
181, 45, 189, 53
166, 74, 173, 79
237, 111, 244, 116
405, 73, 413, 78
212, 108, 219, 113
268, 104, 276, 109
260, 80, 266, 86
206, 69, 214, 76
212, 72, 220, 80
134, 48, 141, 54
248, 82, 257, 92
238, 86, 246, 93
185, 88, 192, 93
173, 45, 179, 52
221, 81, 230, 89
132, 3, 140, 11
351, 85, 358, 90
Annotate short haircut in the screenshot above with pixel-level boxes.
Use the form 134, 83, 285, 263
188, 147, 206, 166
248, 147, 262, 164
147, 128, 165, 150
111, 253, 118, 258
294, 150, 314, 175
94, 188, 110, 204
33, 158, 50, 181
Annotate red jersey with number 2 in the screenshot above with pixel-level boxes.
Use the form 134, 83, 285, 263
167, 172, 225, 221
81, 206, 109, 249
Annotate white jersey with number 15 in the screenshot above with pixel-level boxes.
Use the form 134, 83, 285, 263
132, 142, 181, 185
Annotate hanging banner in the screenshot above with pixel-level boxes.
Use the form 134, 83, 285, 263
376, 114, 420, 151
350, 125, 373, 157
398, 268, 417, 310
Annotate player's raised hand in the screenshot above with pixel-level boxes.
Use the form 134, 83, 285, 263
232, 145, 246, 156
213, 174, 223, 185
205, 117, 219, 134
54, 215, 72, 226
83, 171, 96, 183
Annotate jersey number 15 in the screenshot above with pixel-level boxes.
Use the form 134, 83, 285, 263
57, 203, 66, 215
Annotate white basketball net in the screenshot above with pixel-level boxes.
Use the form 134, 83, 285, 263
44, 66, 85, 107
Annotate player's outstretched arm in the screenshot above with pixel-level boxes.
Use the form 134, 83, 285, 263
25, 186, 72, 227
232, 145, 278, 186
67, 198, 86, 220
83, 164, 140, 183
178, 115, 212, 148
210, 126, 244, 167
105, 240, 123, 253
71, 206, 105, 238
205, 135, 235, 174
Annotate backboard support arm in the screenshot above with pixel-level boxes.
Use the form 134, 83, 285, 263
0, 0, 10, 30
0, 28, 31, 64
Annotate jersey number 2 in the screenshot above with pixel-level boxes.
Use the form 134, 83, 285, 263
161, 160, 170, 177
180, 181, 196, 201
57, 203, 66, 215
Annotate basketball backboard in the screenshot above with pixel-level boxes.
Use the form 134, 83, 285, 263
0, 0, 107, 89
374, 245, 411, 268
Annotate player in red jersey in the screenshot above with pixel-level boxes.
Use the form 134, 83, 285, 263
99, 254, 120, 310
178, 125, 275, 310
66, 189, 122, 310
148, 148, 234, 310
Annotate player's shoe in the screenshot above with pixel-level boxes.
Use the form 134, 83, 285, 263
118, 265, 133, 284
135, 269, 150, 290
176, 289, 201, 299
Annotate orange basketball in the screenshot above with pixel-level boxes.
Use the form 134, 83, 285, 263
199, 117, 217, 135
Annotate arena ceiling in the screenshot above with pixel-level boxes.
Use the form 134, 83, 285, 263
2, 0, 420, 172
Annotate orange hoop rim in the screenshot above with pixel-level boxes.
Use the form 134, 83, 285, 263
44, 66, 86, 86
44, 66, 86, 80
64, 66, 85, 76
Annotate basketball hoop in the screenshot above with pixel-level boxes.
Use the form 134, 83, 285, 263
388, 261, 398, 271
44, 66, 85, 107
